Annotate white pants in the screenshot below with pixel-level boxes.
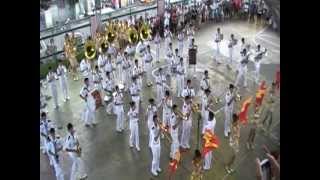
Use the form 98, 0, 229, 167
215, 42, 220, 60
224, 107, 232, 136
50, 84, 58, 107
115, 105, 124, 131
116, 64, 123, 84
156, 44, 160, 62
178, 41, 184, 57
83, 103, 95, 125
229, 47, 233, 63
129, 121, 140, 149
181, 120, 192, 148
53, 157, 64, 180
151, 144, 161, 173
132, 96, 140, 112
145, 62, 152, 83
162, 111, 171, 127
60, 77, 69, 100
203, 151, 213, 170
170, 130, 179, 158
255, 63, 261, 83
176, 75, 184, 97
201, 110, 209, 134
148, 121, 153, 147
156, 85, 164, 104
69, 153, 86, 180
123, 68, 131, 90
235, 70, 247, 87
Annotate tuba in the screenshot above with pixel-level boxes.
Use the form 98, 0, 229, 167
139, 22, 152, 41
127, 26, 139, 44
84, 37, 96, 60
106, 23, 117, 44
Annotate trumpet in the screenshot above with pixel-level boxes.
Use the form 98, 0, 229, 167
174, 109, 189, 121
157, 121, 172, 143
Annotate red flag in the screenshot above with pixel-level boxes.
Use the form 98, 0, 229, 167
239, 96, 253, 125
255, 81, 267, 110
202, 130, 219, 156
168, 151, 181, 174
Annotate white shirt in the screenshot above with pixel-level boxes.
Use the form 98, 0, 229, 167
128, 108, 139, 123
154, 35, 161, 44
104, 59, 113, 73
130, 83, 140, 96
80, 59, 91, 77
113, 91, 123, 105
40, 119, 55, 137
147, 104, 157, 124
156, 73, 166, 86
125, 45, 136, 57
178, 32, 184, 42
182, 86, 195, 98
47, 135, 64, 161
122, 58, 131, 70
102, 77, 114, 92
182, 102, 192, 122
56, 65, 67, 79
170, 112, 179, 134
64, 132, 80, 156
151, 124, 160, 146
200, 77, 210, 91
176, 63, 185, 75
46, 71, 57, 85
204, 118, 216, 134
136, 41, 146, 56
116, 54, 124, 66
144, 51, 153, 63
98, 55, 106, 69
132, 65, 142, 78
164, 29, 173, 41
162, 97, 172, 114
225, 90, 234, 109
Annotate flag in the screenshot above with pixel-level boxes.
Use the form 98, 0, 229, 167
168, 151, 181, 174
239, 96, 252, 124
202, 130, 219, 156
255, 81, 267, 109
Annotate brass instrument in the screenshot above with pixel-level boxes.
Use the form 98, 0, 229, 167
106, 24, 117, 44
174, 109, 188, 121
191, 102, 200, 113
127, 26, 139, 44
84, 37, 96, 60
139, 22, 152, 41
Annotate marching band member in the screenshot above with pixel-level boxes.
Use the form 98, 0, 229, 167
130, 77, 141, 113
253, 44, 267, 83
182, 79, 196, 99
114, 85, 125, 132
146, 98, 158, 148
177, 27, 184, 57
235, 48, 250, 88
155, 68, 167, 104
136, 40, 147, 72
160, 90, 172, 129
240, 37, 248, 54
166, 42, 174, 76
92, 65, 103, 92
154, 32, 161, 63
107, 43, 117, 59
122, 52, 131, 91
164, 26, 173, 52
228, 34, 237, 64
214, 28, 223, 63
116, 50, 124, 85
47, 128, 65, 180
132, 59, 143, 95
203, 111, 216, 170
200, 70, 210, 97
80, 58, 92, 83
104, 54, 113, 79
170, 104, 182, 159
176, 57, 185, 97
64, 123, 88, 180
80, 78, 97, 127
128, 101, 140, 151
40, 112, 55, 163
181, 95, 192, 149
47, 66, 59, 109
102, 71, 115, 114
125, 43, 136, 62
56, 60, 70, 102
187, 25, 195, 49
201, 89, 211, 134
97, 52, 107, 76
164, 10, 171, 29
150, 115, 162, 176
224, 84, 235, 137
144, 45, 153, 87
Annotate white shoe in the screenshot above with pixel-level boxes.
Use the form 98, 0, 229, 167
151, 171, 158, 176
63, 99, 67, 102
157, 168, 162, 173
136, 147, 140, 151
66, 97, 70, 100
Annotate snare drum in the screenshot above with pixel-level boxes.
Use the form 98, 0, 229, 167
91, 89, 102, 109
